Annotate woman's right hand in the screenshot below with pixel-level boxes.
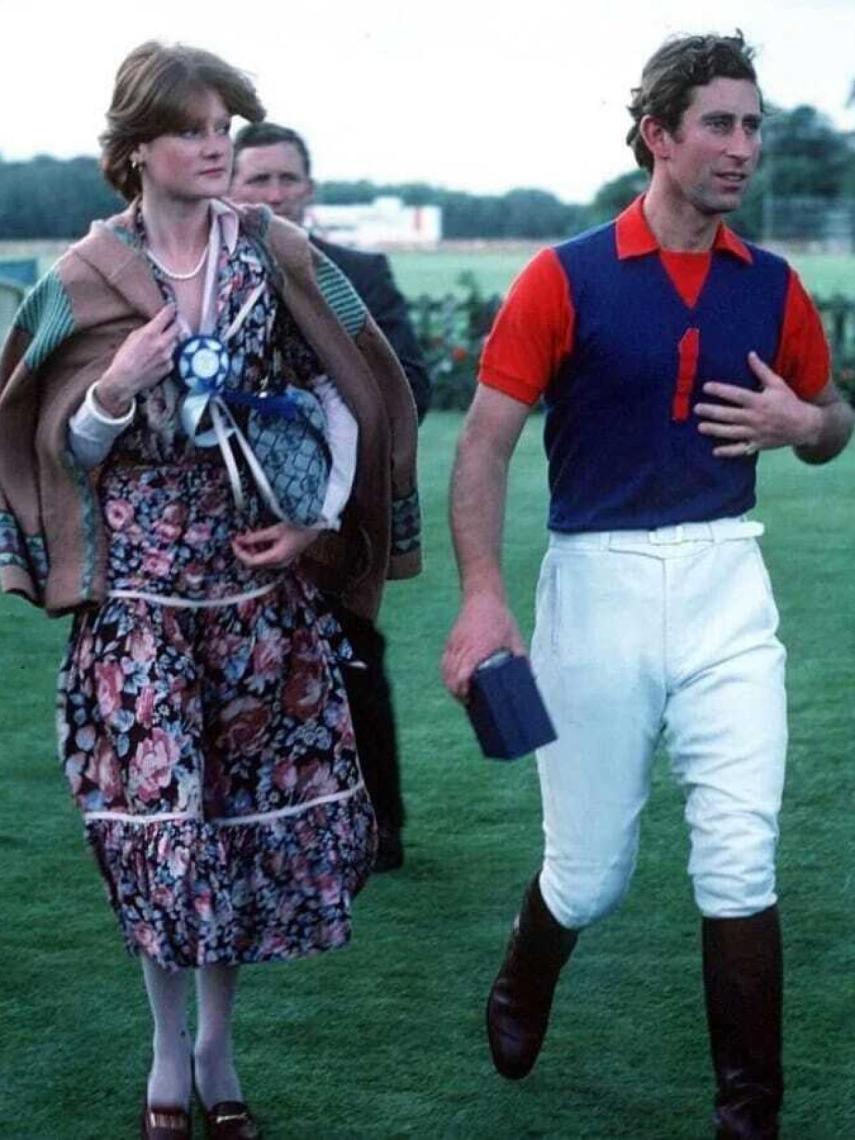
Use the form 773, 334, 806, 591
232, 522, 320, 568
94, 305, 180, 416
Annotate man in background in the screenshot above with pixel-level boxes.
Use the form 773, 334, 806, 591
232, 122, 430, 870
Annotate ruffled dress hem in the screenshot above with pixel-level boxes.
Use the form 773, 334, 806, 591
86, 786, 376, 972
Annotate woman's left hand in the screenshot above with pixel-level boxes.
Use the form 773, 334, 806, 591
232, 522, 321, 567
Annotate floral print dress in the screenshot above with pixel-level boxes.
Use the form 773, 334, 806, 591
57, 214, 376, 971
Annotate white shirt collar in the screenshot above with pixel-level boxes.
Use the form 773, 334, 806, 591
210, 198, 239, 254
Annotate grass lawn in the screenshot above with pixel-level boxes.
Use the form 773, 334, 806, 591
387, 249, 855, 302
388, 247, 539, 299
4, 239, 853, 305
1, 414, 853, 1139
785, 254, 855, 300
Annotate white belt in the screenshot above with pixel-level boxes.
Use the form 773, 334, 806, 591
550, 518, 764, 550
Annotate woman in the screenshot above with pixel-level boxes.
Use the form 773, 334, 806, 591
0, 42, 420, 1140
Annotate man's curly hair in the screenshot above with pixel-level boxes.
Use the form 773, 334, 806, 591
626, 31, 760, 172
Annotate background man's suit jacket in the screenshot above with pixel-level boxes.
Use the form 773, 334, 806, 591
311, 235, 431, 422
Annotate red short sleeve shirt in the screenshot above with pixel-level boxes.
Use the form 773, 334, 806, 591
479, 200, 830, 406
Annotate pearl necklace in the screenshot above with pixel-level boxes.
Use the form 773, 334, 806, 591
146, 243, 209, 281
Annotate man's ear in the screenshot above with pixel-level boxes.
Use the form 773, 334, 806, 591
639, 114, 675, 162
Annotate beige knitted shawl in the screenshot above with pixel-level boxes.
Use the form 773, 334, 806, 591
0, 201, 420, 619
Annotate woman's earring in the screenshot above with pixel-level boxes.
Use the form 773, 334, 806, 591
130, 156, 143, 171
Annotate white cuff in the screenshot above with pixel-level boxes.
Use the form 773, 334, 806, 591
88, 382, 137, 426
311, 375, 357, 530
67, 382, 136, 468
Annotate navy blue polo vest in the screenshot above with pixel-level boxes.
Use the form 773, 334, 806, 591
544, 222, 790, 533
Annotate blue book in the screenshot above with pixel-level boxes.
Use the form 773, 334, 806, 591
467, 652, 557, 760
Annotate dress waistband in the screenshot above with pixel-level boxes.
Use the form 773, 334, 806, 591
107, 579, 281, 609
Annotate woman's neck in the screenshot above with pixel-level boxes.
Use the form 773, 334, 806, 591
140, 192, 212, 268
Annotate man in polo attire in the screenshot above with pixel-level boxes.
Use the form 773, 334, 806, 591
442, 32, 852, 1138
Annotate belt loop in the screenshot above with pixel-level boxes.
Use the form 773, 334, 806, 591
648, 524, 683, 545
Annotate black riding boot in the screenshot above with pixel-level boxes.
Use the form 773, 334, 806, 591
486, 875, 578, 1080
702, 905, 783, 1139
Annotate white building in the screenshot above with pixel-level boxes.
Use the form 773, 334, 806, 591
308, 196, 441, 249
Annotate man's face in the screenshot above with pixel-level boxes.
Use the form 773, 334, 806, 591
230, 141, 313, 224
661, 77, 762, 216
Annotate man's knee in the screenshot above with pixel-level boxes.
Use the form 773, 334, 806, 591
690, 821, 778, 918
540, 855, 634, 929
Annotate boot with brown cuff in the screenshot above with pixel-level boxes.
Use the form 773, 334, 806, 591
486, 874, 578, 1080
702, 905, 783, 1139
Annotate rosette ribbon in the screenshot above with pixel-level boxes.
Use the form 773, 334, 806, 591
176, 281, 293, 518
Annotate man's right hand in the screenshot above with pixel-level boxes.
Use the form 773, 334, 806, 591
441, 592, 527, 702
95, 305, 180, 416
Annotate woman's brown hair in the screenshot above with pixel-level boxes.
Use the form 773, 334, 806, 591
100, 41, 265, 201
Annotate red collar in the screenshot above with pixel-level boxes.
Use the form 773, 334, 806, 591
614, 196, 752, 264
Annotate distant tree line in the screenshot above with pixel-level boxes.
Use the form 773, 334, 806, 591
0, 156, 123, 238
316, 182, 590, 239
0, 156, 589, 241
1, 102, 852, 241
588, 104, 855, 241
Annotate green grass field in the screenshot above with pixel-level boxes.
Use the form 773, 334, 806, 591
388, 247, 541, 298
3, 240, 854, 303
1, 415, 854, 1139
388, 248, 855, 301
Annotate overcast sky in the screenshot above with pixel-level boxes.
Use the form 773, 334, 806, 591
2, 0, 853, 203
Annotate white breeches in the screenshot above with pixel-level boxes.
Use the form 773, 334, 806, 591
530, 520, 787, 928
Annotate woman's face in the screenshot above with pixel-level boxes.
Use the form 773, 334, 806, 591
134, 88, 233, 202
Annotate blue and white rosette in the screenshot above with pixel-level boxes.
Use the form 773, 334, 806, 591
177, 334, 231, 444
176, 331, 287, 520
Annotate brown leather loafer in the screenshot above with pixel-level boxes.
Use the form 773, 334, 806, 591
201, 1101, 261, 1139
141, 1102, 192, 1139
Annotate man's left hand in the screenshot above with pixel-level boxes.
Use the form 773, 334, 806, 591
694, 351, 822, 458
